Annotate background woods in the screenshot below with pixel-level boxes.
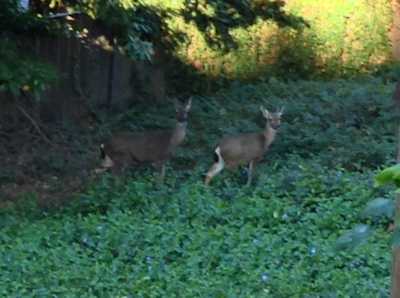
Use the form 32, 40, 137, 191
1, 0, 398, 124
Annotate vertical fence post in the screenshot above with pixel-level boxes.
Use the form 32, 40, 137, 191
106, 35, 115, 110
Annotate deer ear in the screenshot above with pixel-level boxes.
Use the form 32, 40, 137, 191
173, 98, 181, 112
278, 106, 285, 116
260, 106, 269, 118
185, 97, 192, 112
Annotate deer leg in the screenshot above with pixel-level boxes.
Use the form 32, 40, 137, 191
246, 160, 254, 186
205, 147, 224, 185
111, 160, 126, 176
153, 161, 166, 184
158, 163, 166, 184
205, 161, 224, 185
110, 153, 131, 175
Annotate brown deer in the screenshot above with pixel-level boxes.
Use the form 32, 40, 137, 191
97, 98, 192, 182
204, 106, 283, 186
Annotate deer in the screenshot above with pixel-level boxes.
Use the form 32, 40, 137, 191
97, 97, 192, 182
204, 106, 284, 186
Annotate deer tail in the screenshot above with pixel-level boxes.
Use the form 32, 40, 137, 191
213, 146, 222, 162
100, 144, 106, 159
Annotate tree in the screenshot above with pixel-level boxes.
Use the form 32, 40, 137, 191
180, 0, 307, 51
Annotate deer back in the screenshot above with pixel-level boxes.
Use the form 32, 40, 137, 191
104, 130, 174, 164
219, 133, 267, 167
217, 106, 283, 168
102, 97, 192, 167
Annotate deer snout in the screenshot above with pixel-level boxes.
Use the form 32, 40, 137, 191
271, 123, 281, 130
177, 112, 188, 123
179, 115, 188, 123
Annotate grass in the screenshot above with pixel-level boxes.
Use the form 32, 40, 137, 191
0, 77, 396, 297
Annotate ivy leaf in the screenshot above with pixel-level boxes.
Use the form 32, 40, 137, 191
361, 198, 395, 219
375, 164, 400, 187
335, 224, 371, 251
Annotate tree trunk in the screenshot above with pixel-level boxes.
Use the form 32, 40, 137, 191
392, 81, 400, 298
393, 170, 400, 298
390, 0, 400, 60
393, 209, 400, 298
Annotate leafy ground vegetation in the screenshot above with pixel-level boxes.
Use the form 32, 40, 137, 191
0, 77, 398, 296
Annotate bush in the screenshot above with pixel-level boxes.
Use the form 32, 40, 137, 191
0, 39, 57, 100
170, 0, 392, 81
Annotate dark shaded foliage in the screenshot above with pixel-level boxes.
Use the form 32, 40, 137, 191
0, 0, 53, 35
181, 0, 308, 50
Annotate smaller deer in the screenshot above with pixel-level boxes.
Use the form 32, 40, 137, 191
204, 106, 284, 186
97, 98, 192, 182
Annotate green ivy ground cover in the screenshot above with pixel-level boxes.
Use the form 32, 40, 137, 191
0, 78, 396, 297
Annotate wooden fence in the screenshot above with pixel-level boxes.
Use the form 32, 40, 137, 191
8, 14, 166, 123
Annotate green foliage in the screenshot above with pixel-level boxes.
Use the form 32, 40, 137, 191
0, 77, 395, 296
75, 0, 181, 61
0, 162, 391, 296
195, 78, 395, 171
75, 0, 305, 62
1, 0, 393, 89
361, 198, 395, 220
335, 224, 371, 251
39, 0, 392, 83
375, 164, 400, 188
180, 0, 306, 51
0, 0, 52, 34
1, 0, 165, 62
0, 39, 57, 100
171, 0, 393, 82
372, 164, 400, 249
0, 1, 60, 101
334, 130, 399, 252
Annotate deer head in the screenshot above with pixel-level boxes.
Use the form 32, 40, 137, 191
260, 106, 284, 130
174, 97, 192, 123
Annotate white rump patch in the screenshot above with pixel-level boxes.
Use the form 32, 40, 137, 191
101, 154, 114, 168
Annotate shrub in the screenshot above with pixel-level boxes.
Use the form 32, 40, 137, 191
0, 39, 57, 100
170, 0, 393, 81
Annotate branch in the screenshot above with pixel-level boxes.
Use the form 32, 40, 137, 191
16, 105, 53, 146
47, 12, 82, 19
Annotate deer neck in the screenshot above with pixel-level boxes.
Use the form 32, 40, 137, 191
263, 122, 277, 149
170, 121, 187, 147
